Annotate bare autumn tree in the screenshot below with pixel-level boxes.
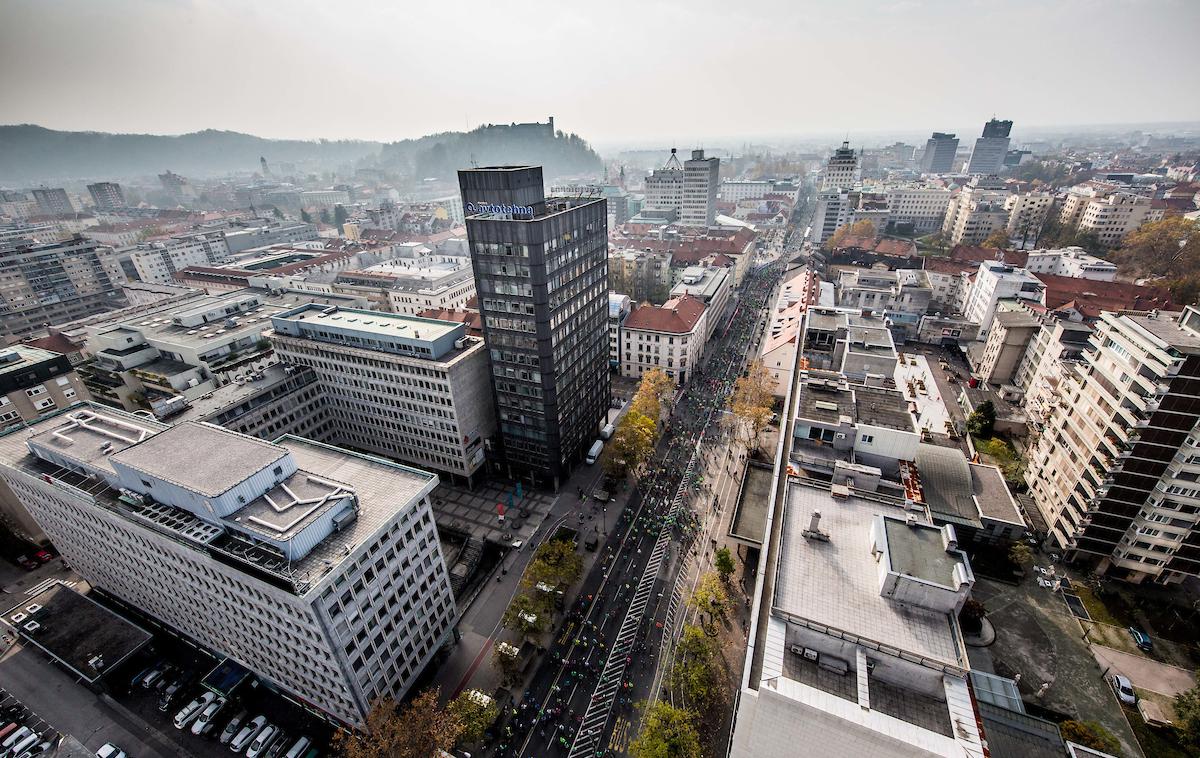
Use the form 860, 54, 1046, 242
728, 359, 777, 445
333, 689, 463, 758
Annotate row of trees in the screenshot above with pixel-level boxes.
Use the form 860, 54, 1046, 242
499, 538, 583, 639
822, 219, 877, 251
335, 688, 498, 758
726, 360, 778, 447
1110, 215, 1200, 304
603, 368, 674, 479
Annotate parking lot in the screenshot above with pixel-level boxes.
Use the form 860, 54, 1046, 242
0, 687, 64, 757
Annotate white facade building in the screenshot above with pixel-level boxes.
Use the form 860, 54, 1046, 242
681, 149, 720, 227
885, 187, 952, 234
270, 305, 496, 485
961, 261, 1044, 339
820, 142, 860, 191
0, 406, 455, 726
941, 178, 1010, 246
1003, 192, 1054, 242
1024, 247, 1117, 281
130, 231, 230, 284
1077, 192, 1152, 248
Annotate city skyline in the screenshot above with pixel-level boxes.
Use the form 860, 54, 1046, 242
2, 0, 1199, 146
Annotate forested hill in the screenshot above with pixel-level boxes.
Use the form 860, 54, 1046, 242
378, 122, 602, 180
0, 125, 382, 182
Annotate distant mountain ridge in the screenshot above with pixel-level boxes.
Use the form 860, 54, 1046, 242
0, 122, 604, 184
0, 124, 382, 182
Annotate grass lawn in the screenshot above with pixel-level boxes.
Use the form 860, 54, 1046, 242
1085, 621, 1142, 656
1122, 705, 1196, 758
1074, 585, 1123, 627
972, 435, 1026, 485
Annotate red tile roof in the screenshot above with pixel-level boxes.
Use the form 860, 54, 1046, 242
417, 308, 483, 336
623, 295, 707, 334
24, 332, 82, 355
1034, 274, 1174, 319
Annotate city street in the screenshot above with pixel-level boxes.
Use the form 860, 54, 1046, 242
489, 258, 785, 758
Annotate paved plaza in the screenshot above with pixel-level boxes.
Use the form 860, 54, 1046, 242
432, 479, 558, 545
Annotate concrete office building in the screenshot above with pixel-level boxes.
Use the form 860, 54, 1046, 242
31, 187, 73, 215
1024, 247, 1116, 281
966, 119, 1012, 175
608, 294, 632, 369
459, 166, 610, 487
608, 248, 673, 304
0, 346, 90, 429
669, 266, 731, 340
130, 231, 230, 284
223, 223, 319, 254
681, 149, 720, 227
270, 305, 496, 485
1026, 308, 1200, 583
642, 150, 685, 221
1076, 193, 1152, 248
0, 235, 126, 339
920, 133, 959, 174
812, 190, 856, 244
87, 182, 125, 211
0, 407, 456, 725
885, 187, 952, 234
940, 177, 1011, 246
821, 142, 861, 190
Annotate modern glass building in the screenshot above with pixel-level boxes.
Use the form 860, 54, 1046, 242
458, 166, 610, 488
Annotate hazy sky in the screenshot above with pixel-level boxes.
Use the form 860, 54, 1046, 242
3, 0, 1199, 147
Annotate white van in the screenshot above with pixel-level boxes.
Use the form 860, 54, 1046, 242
585, 439, 603, 465
2, 727, 31, 751
7, 733, 38, 757
284, 736, 312, 758
600, 423, 615, 440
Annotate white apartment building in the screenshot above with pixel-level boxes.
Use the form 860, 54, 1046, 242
681, 149, 720, 227
721, 180, 775, 203
1025, 308, 1200, 583
1003, 192, 1054, 241
820, 142, 860, 191
620, 295, 707, 384
812, 190, 855, 244
1024, 247, 1117, 281
731, 477, 983, 758
1077, 192, 1152, 248
885, 187, 951, 234
269, 305, 496, 485
961, 261, 1044, 339
300, 190, 351, 208
941, 177, 1010, 245
1057, 185, 1106, 228
130, 231, 230, 284
1013, 318, 1094, 430
0, 406, 456, 725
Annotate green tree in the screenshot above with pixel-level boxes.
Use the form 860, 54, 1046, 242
958, 598, 987, 635
271, 205, 284, 220
301, 208, 313, 223
714, 547, 735, 583
1112, 216, 1198, 279
1174, 674, 1200, 748
628, 701, 701, 758
967, 400, 996, 438
1009, 542, 1034, 570
320, 208, 331, 225
491, 640, 524, 683
981, 229, 1010, 249
334, 203, 350, 231
333, 689, 463, 758
447, 691, 499, 747
502, 593, 551, 637
728, 359, 777, 445
604, 410, 658, 477
688, 572, 728, 623
522, 538, 583, 590
1059, 720, 1120, 755
669, 624, 721, 709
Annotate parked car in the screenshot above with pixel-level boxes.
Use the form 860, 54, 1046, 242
264, 731, 291, 758
17, 738, 53, 758
13, 557, 37, 571
95, 744, 126, 758
0, 724, 19, 744
284, 737, 312, 758
1128, 626, 1153, 652
191, 696, 228, 736
2, 727, 32, 752
174, 692, 216, 729
1109, 674, 1137, 705
32, 551, 53, 564
231, 716, 267, 753
158, 678, 187, 712
141, 664, 168, 689
7, 733, 39, 758
245, 724, 278, 758
220, 711, 249, 746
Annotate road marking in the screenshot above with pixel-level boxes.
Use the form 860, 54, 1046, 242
608, 715, 630, 752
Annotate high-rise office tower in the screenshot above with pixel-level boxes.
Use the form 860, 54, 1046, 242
966, 118, 1013, 175
31, 187, 72, 215
459, 166, 610, 488
919, 132, 959, 174
1026, 307, 1200, 584
681, 149, 720, 227
819, 142, 860, 190
87, 182, 126, 210
643, 149, 685, 221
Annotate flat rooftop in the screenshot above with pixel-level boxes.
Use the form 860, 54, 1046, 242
274, 306, 463, 344
111, 422, 288, 498
796, 376, 913, 432
28, 407, 167, 475
796, 377, 855, 424
773, 481, 964, 668
1128, 311, 1200, 350
170, 363, 293, 423
882, 517, 963, 587
729, 462, 773, 546
853, 385, 912, 431
2, 582, 152, 683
